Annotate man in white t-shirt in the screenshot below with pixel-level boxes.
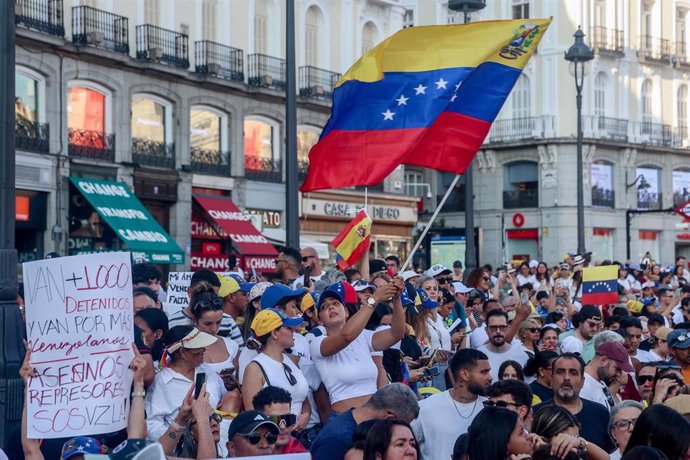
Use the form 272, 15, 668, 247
622, 317, 655, 363
478, 310, 528, 381
580, 341, 633, 410
412, 349, 491, 460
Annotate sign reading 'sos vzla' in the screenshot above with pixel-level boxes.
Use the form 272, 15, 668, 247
70, 177, 185, 264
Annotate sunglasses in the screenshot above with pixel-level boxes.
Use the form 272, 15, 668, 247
283, 363, 297, 386
437, 277, 452, 284
636, 375, 654, 385
613, 418, 637, 431
267, 414, 297, 428
527, 327, 540, 333
483, 277, 490, 281
240, 431, 278, 445
488, 325, 508, 332
190, 413, 223, 426
301, 255, 315, 262
482, 400, 520, 408
196, 297, 223, 310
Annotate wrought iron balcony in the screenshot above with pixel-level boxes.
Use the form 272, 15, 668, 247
585, 116, 629, 142
68, 128, 115, 162
592, 188, 615, 208
639, 35, 672, 62
136, 24, 189, 69
673, 126, 689, 148
590, 26, 624, 56
503, 189, 538, 209
637, 191, 662, 210
72, 6, 128, 55
15, 0, 64, 37
674, 191, 690, 207
299, 66, 341, 99
487, 116, 555, 143
195, 41, 244, 82
244, 156, 282, 182
638, 121, 672, 146
675, 41, 690, 67
15, 118, 49, 153
438, 188, 466, 212
190, 147, 231, 176
298, 159, 309, 181
132, 138, 175, 169
247, 54, 286, 91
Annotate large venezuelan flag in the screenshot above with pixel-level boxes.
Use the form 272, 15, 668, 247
581, 265, 619, 306
332, 210, 372, 270
301, 19, 551, 192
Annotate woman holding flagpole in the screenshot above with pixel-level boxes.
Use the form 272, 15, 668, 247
309, 279, 405, 419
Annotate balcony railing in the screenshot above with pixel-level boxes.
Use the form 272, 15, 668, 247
591, 26, 624, 56
673, 125, 689, 148
15, 118, 49, 153
355, 182, 384, 193
195, 40, 244, 82
15, 0, 64, 37
592, 188, 615, 208
299, 66, 341, 99
244, 156, 282, 182
136, 24, 189, 69
674, 191, 690, 207
190, 147, 231, 176
639, 35, 672, 62
584, 116, 629, 142
132, 138, 175, 169
637, 191, 663, 210
638, 121, 672, 146
438, 189, 466, 212
676, 41, 690, 67
72, 6, 129, 54
247, 54, 286, 90
68, 128, 115, 162
487, 116, 555, 143
503, 189, 538, 209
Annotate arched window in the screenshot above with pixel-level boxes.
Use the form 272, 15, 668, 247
297, 125, 320, 177
254, 0, 269, 54
244, 116, 281, 181
190, 106, 228, 174
678, 85, 688, 139
636, 166, 661, 210
641, 79, 653, 131
15, 67, 45, 123
594, 72, 607, 118
591, 161, 614, 208
673, 169, 690, 206
67, 81, 113, 160
131, 94, 174, 167
362, 21, 378, 55
305, 6, 322, 67
144, 0, 160, 25
503, 161, 538, 209
512, 74, 530, 119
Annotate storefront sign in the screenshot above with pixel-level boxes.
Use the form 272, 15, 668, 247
246, 209, 282, 229
190, 254, 230, 271
16, 196, 30, 221
202, 242, 221, 255
243, 255, 276, 273
302, 198, 416, 223
678, 233, 690, 240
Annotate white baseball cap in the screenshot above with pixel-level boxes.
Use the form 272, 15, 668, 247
452, 282, 473, 294
400, 270, 421, 282
425, 264, 452, 277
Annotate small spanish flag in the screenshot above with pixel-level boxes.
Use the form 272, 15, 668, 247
581, 265, 619, 306
332, 210, 372, 270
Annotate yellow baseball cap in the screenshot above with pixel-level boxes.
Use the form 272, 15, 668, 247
301, 292, 316, 313
251, 308, 303, 337
218, 275, 241, 297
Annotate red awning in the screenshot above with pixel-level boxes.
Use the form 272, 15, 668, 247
193, 195, 278, 257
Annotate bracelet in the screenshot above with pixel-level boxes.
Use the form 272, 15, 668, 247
170, 420, 185, 432
131, 390, 146, 398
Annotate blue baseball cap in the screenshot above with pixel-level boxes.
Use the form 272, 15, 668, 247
229, 274, 253, 293
317, 282, 345, 310
260, 284, 306, 310
61, 436, 103, 459
417, 288, 439, 309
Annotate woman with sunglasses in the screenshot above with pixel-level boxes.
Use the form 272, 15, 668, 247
311, 279, 405, 419
146, 325, 227, 442
242, 308, 311, 433
518, 318, 542, 359
189, 283, 240, 376
608, 401, 643, 460
466, 267, 497, 302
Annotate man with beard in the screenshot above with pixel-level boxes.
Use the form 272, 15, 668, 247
534, 353, 615, 453
580, 342, 634, 410
412, 349, 491, 460
274, 246, 301, 285
478, 310, 528, 381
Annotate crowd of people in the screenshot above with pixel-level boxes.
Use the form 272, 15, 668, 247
8, 247, 690, 459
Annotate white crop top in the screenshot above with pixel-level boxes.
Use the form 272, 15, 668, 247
204, 337, 239, 375
310, 329, 378, 405
251, 353, 309, 416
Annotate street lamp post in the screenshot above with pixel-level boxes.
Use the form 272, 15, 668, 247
564, 27, 594, 256
448, 0, 486, 275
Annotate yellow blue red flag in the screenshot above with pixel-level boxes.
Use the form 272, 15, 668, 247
332, 210, 372, 270
301, 19, 551, 192
582, 265, 619, 306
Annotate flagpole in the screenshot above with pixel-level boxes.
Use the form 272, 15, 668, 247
400, 174, 461, 272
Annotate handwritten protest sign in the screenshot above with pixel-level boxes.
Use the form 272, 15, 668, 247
23, 252, 134, 439
162, 271, 232, 318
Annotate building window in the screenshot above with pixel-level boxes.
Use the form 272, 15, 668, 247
16, 72, 39, 123
591, 162, 614, 208
202, 0, 217, 41
305, 6, 321, 67
297, 125, 319, 167
679, 85, 688, 139
131, 96, 168, 144
503, 161, 538, 209
594, 0, 605, 27
244, 116, 280, 177
641, 79, 653, 128
642, 1, 652, 38
636, 166, 661, 209
68, 86, 106, 133
403, 9, 414, 28
404, 170, 424, 197
144, 0, 159, 24
362, 22, 378, 55
591, 228, 614, 260
638, 230, 659, 262
594, 72, 607, 118
678, 8, 687, 45
673, 169, 690, 206
254, 0, 268, 54
512, 0, 529, 19
512, 74, 530, 119
190, 108, 223, 151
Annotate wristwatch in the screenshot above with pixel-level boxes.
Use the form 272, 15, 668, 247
366, 297, 377, 308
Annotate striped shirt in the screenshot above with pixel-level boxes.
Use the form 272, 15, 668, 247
167, 308, 244, 350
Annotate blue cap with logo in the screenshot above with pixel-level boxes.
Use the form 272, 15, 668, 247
668, 329, 690, 349
416, 289, 439, 309
61, 436, 103, 459
317, 282, 345, 310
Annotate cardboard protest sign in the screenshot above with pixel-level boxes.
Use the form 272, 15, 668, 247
23, 252, 135, 439
162, 271, 232, 318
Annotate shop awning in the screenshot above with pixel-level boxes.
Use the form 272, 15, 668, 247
70, 177, 185, 264
193, 195, 278, 257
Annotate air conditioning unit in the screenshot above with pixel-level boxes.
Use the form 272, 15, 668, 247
310, 85, 325, 96
207, 63, 222, 75
87, 31, 104, 44
149, 47, 164, 59
260, 74, 274, 87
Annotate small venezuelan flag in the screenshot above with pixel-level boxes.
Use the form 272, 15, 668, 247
301, 19, 551, 192
332, 210, 372, 270
581, 265, 619, 306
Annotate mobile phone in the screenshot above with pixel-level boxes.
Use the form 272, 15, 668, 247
194, 372, 206, 399
303, 264, 312, 289
423, 366, 441, 378
520, 292, 529, 305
